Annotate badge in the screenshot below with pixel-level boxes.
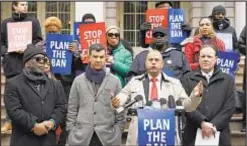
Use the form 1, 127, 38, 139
166, 60, 172, 64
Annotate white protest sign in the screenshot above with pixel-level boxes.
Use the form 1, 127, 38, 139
7, 21, 32, 52
216, 33, 233, 51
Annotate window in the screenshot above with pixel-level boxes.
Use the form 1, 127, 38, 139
123, 2, 148, 47
45, 2, 71, 34
27, 2, 37, 18
0, 2, 74, 35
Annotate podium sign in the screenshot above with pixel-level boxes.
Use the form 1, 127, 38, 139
137, 109, 175, 146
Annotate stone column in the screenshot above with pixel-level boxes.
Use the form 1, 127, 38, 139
235, 2, 246, 38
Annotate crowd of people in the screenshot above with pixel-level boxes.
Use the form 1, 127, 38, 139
1, 1, 246, 146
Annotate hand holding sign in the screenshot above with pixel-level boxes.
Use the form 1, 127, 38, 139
140, 22, 152, 31
193, 81, 204, 97
16, 49, 25, 54
106, 55, 114, 64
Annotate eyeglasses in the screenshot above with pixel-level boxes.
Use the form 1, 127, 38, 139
31, 56, 48, 63
153, 33, 166, 38
107, 33, 120, 37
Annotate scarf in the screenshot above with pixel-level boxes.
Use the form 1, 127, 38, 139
23, 68, 47, 84
85, 64, 106, 84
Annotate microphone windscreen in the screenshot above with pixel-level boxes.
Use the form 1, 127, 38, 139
160, 98, 167, 105
176, 99, 183, 106
134, 95, 143, 101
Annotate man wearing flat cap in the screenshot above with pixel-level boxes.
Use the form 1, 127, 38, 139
128, 26, 190, 81
4, 44, 67, 146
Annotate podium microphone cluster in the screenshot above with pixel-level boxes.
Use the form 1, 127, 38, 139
116, 95, 143, 113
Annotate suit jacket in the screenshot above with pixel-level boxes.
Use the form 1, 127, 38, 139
4, 74, 67, 146
66, 69, 125, 145
117, 72, 202, 145
181, 67, 235, 146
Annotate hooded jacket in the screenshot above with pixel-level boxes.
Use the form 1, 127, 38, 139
1, 13, 43, 78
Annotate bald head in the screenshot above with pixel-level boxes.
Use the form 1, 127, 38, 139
145, 50, 164, 77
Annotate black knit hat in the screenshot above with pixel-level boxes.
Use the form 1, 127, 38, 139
212, 5, 226, 15
81, 13, 96, 22
155, 1, 172, 8
23, 44, 46, 64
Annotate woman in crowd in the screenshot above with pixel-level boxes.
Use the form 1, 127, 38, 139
181, 17, 225, 70
105, 26, 133, 87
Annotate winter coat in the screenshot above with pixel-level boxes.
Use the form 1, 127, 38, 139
4, 74, 67, 146
110, 42, 132, 87
238, 26, 246, 92
66, 70, 124, 145
181, 67, 236, 146
182, 36, 225, 70
128, 47, 191, 81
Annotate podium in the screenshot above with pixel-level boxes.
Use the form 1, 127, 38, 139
125, 108, 185, 146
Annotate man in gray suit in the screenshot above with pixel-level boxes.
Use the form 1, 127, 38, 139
66, 43, 125, 146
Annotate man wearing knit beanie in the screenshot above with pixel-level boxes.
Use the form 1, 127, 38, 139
81, 13, 96, 23
4, 43, 67, 145
194, 5, 238, 51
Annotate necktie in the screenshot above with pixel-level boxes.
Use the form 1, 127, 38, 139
151, 78, 158, 101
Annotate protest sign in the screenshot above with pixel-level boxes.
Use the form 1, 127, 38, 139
138, 109, 175, 146
216, 33, 233, 51
168, 9, 187, 44
73, 22, 84, 50
7, 21, 32, 52
46, 34, 73, 74
79, 22, 107, 63
216, 51, 240, 78
145, 9, 168, 44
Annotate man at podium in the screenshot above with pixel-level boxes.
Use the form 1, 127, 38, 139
112, 50, 204, 145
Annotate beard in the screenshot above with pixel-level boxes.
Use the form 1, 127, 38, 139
154, 40, 169, 51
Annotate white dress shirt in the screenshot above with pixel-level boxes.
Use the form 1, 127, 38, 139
201, 69, 214, 83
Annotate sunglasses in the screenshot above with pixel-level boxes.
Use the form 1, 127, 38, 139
153, 33, 166, 38
32, 56, 48, 63
107, 33, 120, 37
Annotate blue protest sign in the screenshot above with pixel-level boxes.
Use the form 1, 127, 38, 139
216, 51, 240, 78
73, 22, 85, 50
168, 9, 187, 44
137, 109, 175, 146
46, 34, 73, 75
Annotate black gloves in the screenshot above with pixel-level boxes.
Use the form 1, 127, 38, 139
181, 23, 192, 36
140, 22, 152, 32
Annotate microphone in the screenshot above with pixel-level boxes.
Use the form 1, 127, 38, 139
160, 98, 168, 109
176, 99, 184, 110
116, 95, 143, 113
168, 95, 176, 109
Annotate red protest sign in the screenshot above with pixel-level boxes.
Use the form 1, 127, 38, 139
145, 9, 168, 44
79, 22, 107, 63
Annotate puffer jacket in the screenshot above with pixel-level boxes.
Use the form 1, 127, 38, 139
110, 42, 132, 87
181, 36, 225, 70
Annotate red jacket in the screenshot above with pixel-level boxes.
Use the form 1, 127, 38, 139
182, 36, 225, 70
